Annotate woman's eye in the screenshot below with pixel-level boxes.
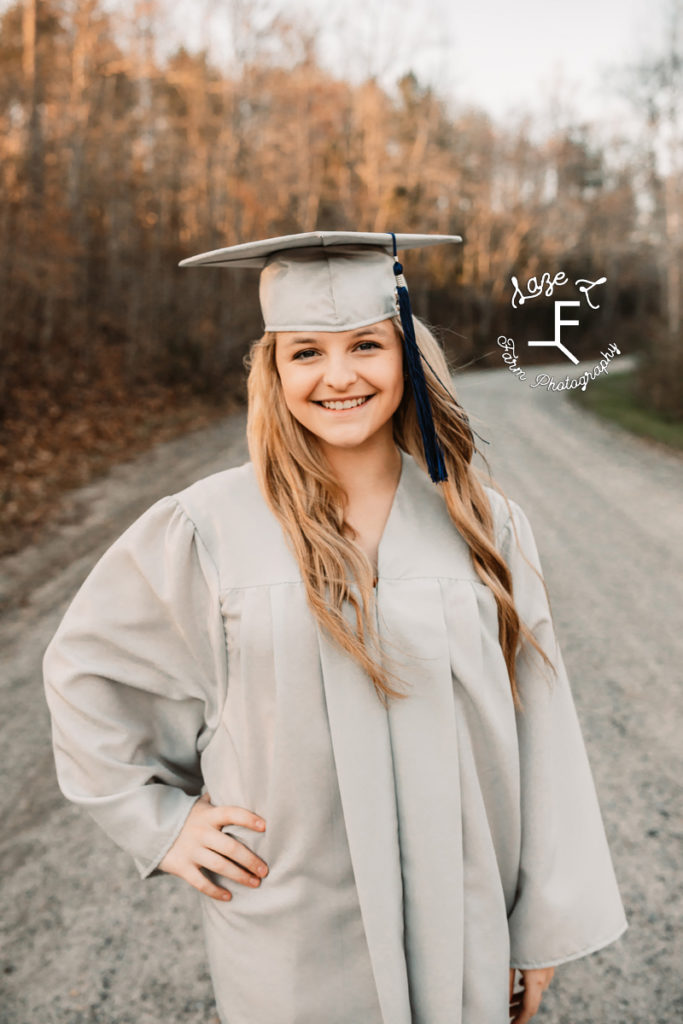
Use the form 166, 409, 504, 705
292, 341, 379, 360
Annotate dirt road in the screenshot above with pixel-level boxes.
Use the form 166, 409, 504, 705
1, 361, 681, 1023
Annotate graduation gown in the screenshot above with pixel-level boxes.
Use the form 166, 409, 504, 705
42, 449, 628, 1024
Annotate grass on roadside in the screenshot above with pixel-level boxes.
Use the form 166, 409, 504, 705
568, 366, 683, 451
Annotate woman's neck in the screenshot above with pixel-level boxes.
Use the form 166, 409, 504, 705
319, 429, 402, 504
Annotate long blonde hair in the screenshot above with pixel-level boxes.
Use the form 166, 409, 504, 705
245, 315, 555, 711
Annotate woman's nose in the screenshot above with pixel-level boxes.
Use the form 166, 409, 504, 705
322, 355, 358, 391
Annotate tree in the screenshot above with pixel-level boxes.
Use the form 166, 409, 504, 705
612, 0, 683, 416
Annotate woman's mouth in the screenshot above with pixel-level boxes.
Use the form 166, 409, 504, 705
314, 395, 374, 411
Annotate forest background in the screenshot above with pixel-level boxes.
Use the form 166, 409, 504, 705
1, 0, 681, 556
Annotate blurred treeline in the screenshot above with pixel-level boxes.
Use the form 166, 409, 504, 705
0, 0, 681, 549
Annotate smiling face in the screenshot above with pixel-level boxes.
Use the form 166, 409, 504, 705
274, 318, 405, 455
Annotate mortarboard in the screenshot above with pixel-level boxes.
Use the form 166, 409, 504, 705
179, 231, 463, 482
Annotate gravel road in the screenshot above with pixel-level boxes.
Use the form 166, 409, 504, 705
1, 359, 681, 1024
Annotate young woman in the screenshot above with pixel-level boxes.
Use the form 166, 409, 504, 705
43, 232, 627, 1024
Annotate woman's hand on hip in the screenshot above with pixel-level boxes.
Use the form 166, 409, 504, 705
159, 793, 268, 902
509, 966, 555, 1023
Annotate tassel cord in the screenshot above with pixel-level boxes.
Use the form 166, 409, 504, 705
394, 269, 448, 483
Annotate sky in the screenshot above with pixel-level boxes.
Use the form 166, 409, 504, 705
400, 0, 653, 119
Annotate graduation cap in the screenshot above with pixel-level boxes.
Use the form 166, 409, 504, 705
179, 230, 463, 483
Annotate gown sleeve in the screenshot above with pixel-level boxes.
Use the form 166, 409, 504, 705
42, 495, 228, 880
497, 499, 628, 969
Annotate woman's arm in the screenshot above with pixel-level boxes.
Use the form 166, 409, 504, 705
498, 500, 628, 968
43, 495, 228, 879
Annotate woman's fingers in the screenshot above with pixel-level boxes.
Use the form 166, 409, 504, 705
204, 828, 269, 880
185, 864, 233, 902
208, 801, 266, 834
513, 987, 542, 1023
509, 967, 555, 1023
196, 845, 265, 888
159, 796, 269, 896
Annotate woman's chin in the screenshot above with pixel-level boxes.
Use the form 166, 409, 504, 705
308, 424, 385, 451
316, 432, 374, 451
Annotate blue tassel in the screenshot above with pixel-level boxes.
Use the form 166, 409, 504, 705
390, 235, 448, 483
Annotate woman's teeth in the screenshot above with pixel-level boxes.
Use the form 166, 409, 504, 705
319, 396, 372, 410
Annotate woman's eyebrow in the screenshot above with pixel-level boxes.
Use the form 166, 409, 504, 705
351, 328, 383, 338
285, 336, 320, 347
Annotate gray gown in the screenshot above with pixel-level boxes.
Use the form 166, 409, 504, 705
42, 449, 628, 1024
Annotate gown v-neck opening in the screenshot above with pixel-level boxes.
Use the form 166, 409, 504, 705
373, 446, 406, 587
